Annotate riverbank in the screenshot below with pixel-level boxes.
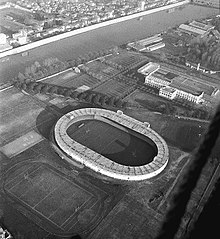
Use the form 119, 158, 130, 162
0, 0, 190, 59
0, 3, 218, 82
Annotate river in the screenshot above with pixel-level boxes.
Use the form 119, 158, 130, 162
0, 3, 219, 81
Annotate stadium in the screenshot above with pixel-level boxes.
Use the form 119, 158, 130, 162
54, 108, 169, 181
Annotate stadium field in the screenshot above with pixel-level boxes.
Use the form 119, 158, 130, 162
66, 119, 157, 166
4, 163, 105, 232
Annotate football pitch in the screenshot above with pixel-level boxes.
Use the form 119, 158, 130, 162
4, 163, 101, 232
66, 119, 157, 166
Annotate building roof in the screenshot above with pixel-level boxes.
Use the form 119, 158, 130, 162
179, 24, 207, 35
146, 42, 165, 51
170, 80, 203, 96
160, 87, 176, 94
138, 62, 160, 75
189, 20, 214, 31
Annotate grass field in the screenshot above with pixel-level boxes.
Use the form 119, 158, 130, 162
44, 71, 104, 89
67, 119, 157, 166
0, 87, 56, 145
94, 79, 134, 98
4, 163, 100, 231
106, 52, 146, 68
85, 61, 120, 77
124, 109, 207, 152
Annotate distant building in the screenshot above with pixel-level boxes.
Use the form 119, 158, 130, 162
0, 33, 7, 44
192, 0, 220, 8
138, 62, 160, 76
127, 34, 163, 52
189, 20, 214, 31
185, 61, 217, 74
0, 33, 12, 52
179, 24, 207, 36
145, 42, 165, 52
138, 1, 145, 11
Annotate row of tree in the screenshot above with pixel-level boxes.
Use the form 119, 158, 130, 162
17, 57, 68, 82
13, 80, 127, 108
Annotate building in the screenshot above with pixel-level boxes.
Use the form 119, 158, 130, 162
138, 1, 145, 11
185, 61, 217, 74
127, 34, 163, 52
145, 42, 165, 52
0, 33, 7, 44
145, 75, 171, 88
159, 87, 177, 100
189, 20, 214, 31
137, 62, 160, 76
192, 0, 220, 8
138, 63, 205, 104
138, 35, 163, 46
179, 24, 207, 36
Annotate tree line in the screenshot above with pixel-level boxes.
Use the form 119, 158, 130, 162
13, 80, 127, 108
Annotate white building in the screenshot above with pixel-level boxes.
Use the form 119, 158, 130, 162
0, 33, 7, 45
145, 42, 165, 52
159, 87, 177, 100
189, 20, 214, 31
159, 86, 204, 103
138, 62, 160, 76
145, 75, 171, 88
179, 24, 207, 36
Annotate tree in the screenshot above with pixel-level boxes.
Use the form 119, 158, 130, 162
64, 89, 72, 97
18, 72, 26, 81
92, 94, 101, 104
77, 92, 88, 100
57, 87, 67, 96
71, 91, 79, 99
115, 98, 123, 108
21, 83, 27, 90
48, 86, 58, 94
99, 95, 108, 106
27, 82, 37, 91
107, 96, 116, 107
85, 93, 94, 103
33, 83, 44, 93
40, 84, 50, 94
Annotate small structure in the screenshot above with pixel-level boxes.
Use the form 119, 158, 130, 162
159, 87, 177, 100
145, 42, 165, 52
137, 62, 160, 76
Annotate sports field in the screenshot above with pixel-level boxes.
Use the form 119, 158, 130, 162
94, 79, 134, 97
0, 88, 55, 145
106, 52, 146, 68
4, 163, 102, 232
66, 119, 157, 166
44, 72, 104, 89
85, 61, 120, 77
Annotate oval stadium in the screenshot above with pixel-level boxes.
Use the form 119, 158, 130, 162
54, 108, 169, 181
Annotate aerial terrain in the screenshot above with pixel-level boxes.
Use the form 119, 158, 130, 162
0, 0, 220, 238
